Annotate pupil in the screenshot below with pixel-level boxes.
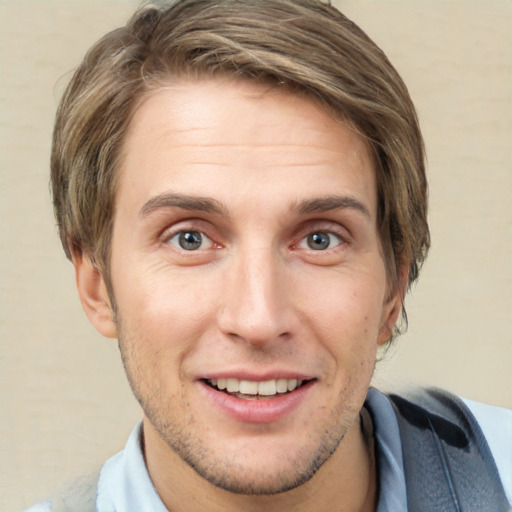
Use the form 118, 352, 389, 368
308, 232, 330, 250
179, 231, 202, 250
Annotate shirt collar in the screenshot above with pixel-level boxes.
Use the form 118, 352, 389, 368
366, 387, 408, 512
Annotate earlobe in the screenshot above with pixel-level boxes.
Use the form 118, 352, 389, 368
71, 250, 117, 339
377, 263, 408, 346
377, 293, 402, 346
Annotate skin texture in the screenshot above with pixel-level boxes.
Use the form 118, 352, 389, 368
74, 79, 403, 512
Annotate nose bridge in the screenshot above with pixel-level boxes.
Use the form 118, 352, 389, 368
218, 243, 292, 346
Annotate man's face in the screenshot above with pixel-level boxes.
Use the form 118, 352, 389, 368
102, 79, 399, 494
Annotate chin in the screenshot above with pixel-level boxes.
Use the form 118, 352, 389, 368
157, 420, 346, 496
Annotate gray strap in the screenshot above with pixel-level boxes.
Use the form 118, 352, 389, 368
389, 388, 511, 512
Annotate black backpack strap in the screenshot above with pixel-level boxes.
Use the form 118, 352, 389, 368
388, 388, 510, 512
49, 470, 99, 512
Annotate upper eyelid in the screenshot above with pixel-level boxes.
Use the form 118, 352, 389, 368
294, 219, 351, 239
164, 228, 211, 243
298, 230, 345, 246
160, 218, 214, 237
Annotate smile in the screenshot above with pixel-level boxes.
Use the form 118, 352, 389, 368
200, 376, 315, 423
206, 378, 308, 399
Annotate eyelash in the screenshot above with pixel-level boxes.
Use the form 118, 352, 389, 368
167, 230, 215, 251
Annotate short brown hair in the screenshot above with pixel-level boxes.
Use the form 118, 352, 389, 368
52, 0, 429, 320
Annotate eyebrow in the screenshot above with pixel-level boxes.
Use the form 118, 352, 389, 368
293, 195, 372, 219
139, 193, 229, 218
139, 192, 371, 221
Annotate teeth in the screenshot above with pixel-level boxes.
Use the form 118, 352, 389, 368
258, 380, 276, 396
226, 378, 239, 393
287, 379, 298, 392
239, 380, 258, 394
208, 378, 305, 396
276, 379, 288, 393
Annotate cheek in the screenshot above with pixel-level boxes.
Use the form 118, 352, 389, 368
292, 268, 386, 385
295, 269, 386, 337
114, 269, 217, 358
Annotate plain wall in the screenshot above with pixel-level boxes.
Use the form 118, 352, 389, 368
0, 1, 510, 509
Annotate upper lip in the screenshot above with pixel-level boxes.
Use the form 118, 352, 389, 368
198, 370, 315, 382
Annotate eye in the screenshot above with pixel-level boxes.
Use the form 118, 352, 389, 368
168, 230, 213, 251
299, 231, 342, 251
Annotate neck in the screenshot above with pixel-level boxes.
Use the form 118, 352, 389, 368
144, 412, 377, 512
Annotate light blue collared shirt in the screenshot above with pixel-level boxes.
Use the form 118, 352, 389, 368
26, 388, 512, 511
94, 388, 512, 511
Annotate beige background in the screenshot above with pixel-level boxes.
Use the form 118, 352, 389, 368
0, 0, 510, 509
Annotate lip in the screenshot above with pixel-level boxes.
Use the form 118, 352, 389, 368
201, 370, 315, 381
198, 379, 315, 424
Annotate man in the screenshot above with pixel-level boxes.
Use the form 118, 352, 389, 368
29, 0, 511, 511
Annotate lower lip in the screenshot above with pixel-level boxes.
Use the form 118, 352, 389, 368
199, 381, 314, 424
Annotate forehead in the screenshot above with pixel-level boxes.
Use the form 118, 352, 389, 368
116, 78, 376, 217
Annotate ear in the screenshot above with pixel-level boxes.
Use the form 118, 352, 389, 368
71, 250, 117, 339
377, 262, 408, 346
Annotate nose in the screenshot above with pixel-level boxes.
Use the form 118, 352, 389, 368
217, 247, 296, 348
